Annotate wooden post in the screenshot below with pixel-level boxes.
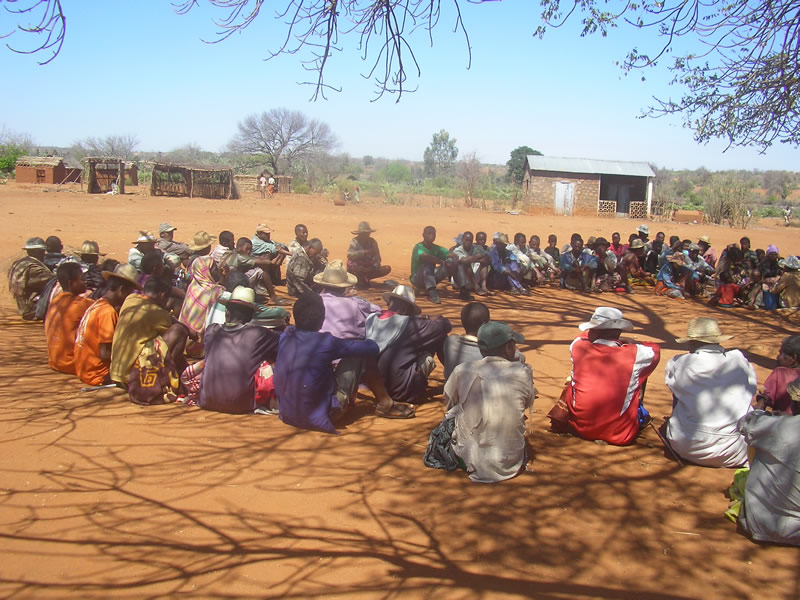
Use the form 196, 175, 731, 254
118, 160, 125, 195
188, 169, 193, 198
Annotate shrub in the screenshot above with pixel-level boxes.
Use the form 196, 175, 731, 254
293, 182, 311, 194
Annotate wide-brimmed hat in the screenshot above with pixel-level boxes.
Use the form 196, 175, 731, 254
102, 263, 142, 289
219, 286, 257, 311
676, 317, 733, 344
382, 284, 421, 315
667, 252, 689, 266
80, 240, 104, 256
132, 231, 156, 244
579, 307, 634, 332
629, 239, 645, 250
255, 223, 273, 234
767, 244, 779, 255
352, 221, 376, 235
313, 260, 358, 288
159, 222, 177, 235
637, 224, 650, 235
779, 255, 800, 271
23, 236, 47, 250
477, 321, 525, 351
586, 236, 597, 246
493, 233, 510, 245
189, 231, 215, 252
787, 379, 800, 404
698, 234, 711, 245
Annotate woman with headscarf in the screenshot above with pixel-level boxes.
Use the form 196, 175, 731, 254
179, 256, 224, 338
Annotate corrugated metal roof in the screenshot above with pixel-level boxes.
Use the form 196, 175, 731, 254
527, 155, 655, 178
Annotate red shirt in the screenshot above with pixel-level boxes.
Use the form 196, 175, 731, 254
44, 292, 94, 374
567, 335, 661, 445
717, 283, 740, 305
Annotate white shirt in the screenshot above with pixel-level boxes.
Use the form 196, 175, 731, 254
665, 345, 756, 467
445, 356, 534, 483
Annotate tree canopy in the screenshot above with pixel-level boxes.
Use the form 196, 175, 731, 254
6, 0, 800, 149
228, 108, 338, 175
507, 146, 542, 185
423, 130, 458, 177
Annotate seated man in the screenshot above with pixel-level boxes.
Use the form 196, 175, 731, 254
286, 238, 326, 297
621, 238, 654, 286
347, 221, 392, 288
698, 235, 717, 268
8, 237, 54, 320
156, 223, 191, 259
210, 230, 235, 266
44, 235, 66, 271
109, 276, 192, 387
592, 237, 631, 293
452, 231, 491, 297
488, 233, 526, 295
566, 307, 660, 445
187, 231, 215, 263
773, 255, 800, 308
198, 286, 281, 414
128, 231, 157, 272
445, 321, 534, 483
411, 226, 471, 303
685, 243, 714, 296
74, 264, 141, 385
735, 407, 800, 546
275, 293, 384, 433
665, 317, 755, 467
315, 260, 415, 419
528, 235, 559, 282
206, 271, 289, 329
78, 241, 106, 292
443, 301, 490, 381
223, 237, 286, 306
366, 285, 452, 403
44, 262, 95, 374
251, 223, 291, 283
560, 233, 597, 291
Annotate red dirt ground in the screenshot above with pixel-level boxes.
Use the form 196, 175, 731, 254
0, 182, 798, 599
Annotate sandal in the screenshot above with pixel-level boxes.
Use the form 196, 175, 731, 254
375, 402, 416, 419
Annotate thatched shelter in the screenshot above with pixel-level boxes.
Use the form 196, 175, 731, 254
150, 162, 236, 199
233, 174, 293, 195
15, 156, 81, 184
83, 157, 128, 194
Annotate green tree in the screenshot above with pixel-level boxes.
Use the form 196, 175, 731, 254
381, 162, 412, 183
423, 130, 458, 177
0, 126, 34, 174
506, 146, 542, 185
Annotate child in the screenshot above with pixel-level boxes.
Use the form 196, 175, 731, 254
544, 234, 560, 264
755, 335, 800, 414
709, 270, 739, 308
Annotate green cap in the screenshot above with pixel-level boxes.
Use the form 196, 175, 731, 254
477, 321, 525, 351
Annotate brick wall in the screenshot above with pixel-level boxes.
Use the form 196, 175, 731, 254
523, 170, 600, 215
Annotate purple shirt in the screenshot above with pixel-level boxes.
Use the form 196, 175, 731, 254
275, 327, 379, 433
319, 292, 380, 340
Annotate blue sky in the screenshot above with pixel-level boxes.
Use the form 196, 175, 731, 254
2, 0, 798, 171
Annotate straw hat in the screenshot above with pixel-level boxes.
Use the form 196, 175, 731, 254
101, 263, 142, 289
698, 234, 711, 245
675, 317, 733, 344
132, 231, 156, 244
786, 379, 800, 404
23, 237, 46, 250
579, 307, 633, 332
629, 238, 645, 250
159, 222, 177, 235
637, 224, 650, 235
189, 231, 215, 252
779, 255, 800, 271
313, 259, 358, 288
352, 221, 376, 235
255, 223, 273, 234
80, 240, 104, 256
493, 233, 510, 245
219, 286, 257, 311
382, 284, 421, 315
667, 252, 689, 266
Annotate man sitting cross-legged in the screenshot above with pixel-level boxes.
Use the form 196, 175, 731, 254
444, 321, 534, 483
8, 237, 54, 320
560, 233, 598, 292
74, 264, 141, 386
664, 317, 756, 467
410, 226, 471, 303
347, 221, 392, 289
560, 307, 660, 445
452, 231, 491, 297
286, 238, 326, 297
44, 262, 95, 375
223, 236, 287, 306
275, 293, 402, 433
198, 286, 281, 414
315, 260, 415, 419
366, 285, 452, 404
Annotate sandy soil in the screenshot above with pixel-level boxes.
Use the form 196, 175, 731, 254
0, 182, 798, 599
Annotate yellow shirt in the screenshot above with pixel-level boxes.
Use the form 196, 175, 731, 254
109, 294, 172, 385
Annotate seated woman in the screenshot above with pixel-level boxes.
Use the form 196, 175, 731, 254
655, 253, 689, 299
772, 255, 800, 308
755, 335, 800, 415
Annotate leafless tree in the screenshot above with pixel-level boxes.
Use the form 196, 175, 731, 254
228, 108, 337, 175
72, 134, 139, 159
458, 151, 481, 207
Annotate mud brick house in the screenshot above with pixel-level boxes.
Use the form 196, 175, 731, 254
522, 156, 655, 218
15, 156, 82, 184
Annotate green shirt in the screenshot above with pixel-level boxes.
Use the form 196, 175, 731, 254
410, 242, 450, 277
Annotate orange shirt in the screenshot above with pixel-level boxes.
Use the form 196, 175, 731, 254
44, 292, 94, 374
74, 298, 118, 385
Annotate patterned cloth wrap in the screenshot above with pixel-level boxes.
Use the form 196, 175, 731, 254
128, 336, 179, 405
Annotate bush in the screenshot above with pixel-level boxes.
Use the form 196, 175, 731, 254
757, 206, 782, 218
293, 182, 311, 194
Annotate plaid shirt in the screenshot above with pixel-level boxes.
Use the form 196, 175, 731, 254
287, 247, 315, 296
